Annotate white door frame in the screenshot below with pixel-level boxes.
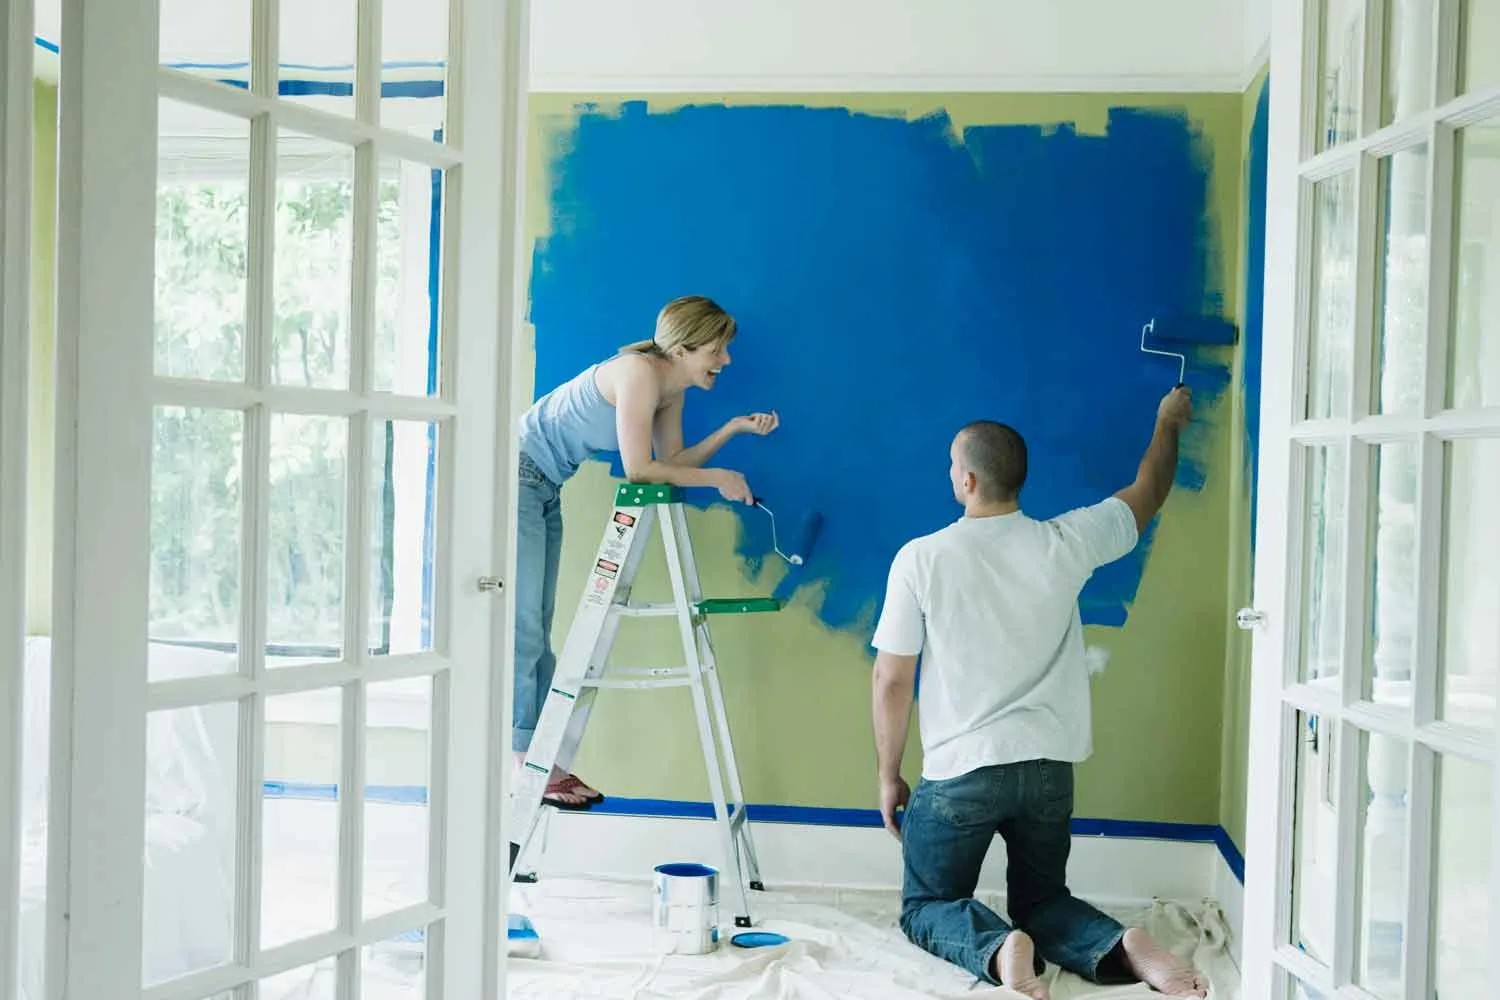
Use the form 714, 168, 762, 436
0, 1, 35, 997
482, 0, 531, 991
1244, 1, 1500, 997
48, 0, 526, 995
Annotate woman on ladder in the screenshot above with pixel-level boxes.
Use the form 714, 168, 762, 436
514, 295, 780, 808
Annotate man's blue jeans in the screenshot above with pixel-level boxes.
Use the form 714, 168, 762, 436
899, 759, 1132, 986
512, 452, 563, 753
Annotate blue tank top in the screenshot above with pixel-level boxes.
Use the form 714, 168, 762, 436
519, 360, 621, 485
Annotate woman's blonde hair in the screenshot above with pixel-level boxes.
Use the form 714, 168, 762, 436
621, 295, 736, 358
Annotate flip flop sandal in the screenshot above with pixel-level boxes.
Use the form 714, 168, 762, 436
564, 773, 605, 804
543, 775, 594, 811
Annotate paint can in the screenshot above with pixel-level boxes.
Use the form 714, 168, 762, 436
651, 862, 720, 954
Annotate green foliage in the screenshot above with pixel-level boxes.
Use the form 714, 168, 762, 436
148, 168, 423, 651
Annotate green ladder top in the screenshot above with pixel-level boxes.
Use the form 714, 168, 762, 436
696, 597, 782, 615
616, 483, 684, 505
613, 484, 782, 615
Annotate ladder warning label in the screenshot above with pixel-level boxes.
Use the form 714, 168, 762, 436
613, 512, 636, 528
594, 558, 619, 579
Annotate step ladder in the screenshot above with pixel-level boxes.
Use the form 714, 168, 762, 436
507, 483, 773, 927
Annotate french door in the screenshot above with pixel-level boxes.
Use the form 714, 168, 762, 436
40, 0, 527, 996
1245, 1, 1500, 997
1, 0, 36, 995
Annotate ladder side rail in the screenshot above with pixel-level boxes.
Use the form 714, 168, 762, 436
509, 501, 656, 866
660, 504, 754, 925
554, 502, 661, 773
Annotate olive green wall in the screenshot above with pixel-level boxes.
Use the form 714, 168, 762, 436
27, 81, 55, 637
524, 91, 1247, 825
1219, 64, 1270, 854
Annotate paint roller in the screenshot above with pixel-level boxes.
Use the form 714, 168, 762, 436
752, 497, 823, 566
1138, 314, 1238, 387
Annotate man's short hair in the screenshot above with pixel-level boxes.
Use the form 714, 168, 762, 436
958, 421, 1027, 502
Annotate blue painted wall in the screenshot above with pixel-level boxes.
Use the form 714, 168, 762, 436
529, 101, 1233, 633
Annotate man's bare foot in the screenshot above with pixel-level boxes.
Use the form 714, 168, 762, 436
1120, 927, 1207, 997
991, 931, 1050, 1000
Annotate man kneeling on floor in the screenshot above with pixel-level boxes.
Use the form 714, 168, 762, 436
869, 386, 1208, 1000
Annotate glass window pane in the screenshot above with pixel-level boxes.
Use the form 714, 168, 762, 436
374, 161, 443, 397
1292, 712, 1338, 965
1461, 0, 1500, 94
1382, 0, 1438, 124
267, 415, 347, 667
155, 100, 250, 382
1320, 0, 1365, 149
1301, 446, 1348, 686
260, 957, 337, 999
369, 421, 438, 657
364, 929, 428, 998
1438, 438, 1500, 728
273, 132, 354, 390
1433, 754, 1492, 997
279, 0, 357, 117
1448, 119, 1500, 412
1374, 146, 1429, 416
160, 0, 250, 81
142, 703, 238, 987
382, 0, 448, 139
1355, 731, 1408, 998
365, 676, 431, 917
1309, 172, 1358, 419
1286, 969, 1330, 999
1366, 442, 1418, 707
150, 406, 243, 681
262, 689, 342, 948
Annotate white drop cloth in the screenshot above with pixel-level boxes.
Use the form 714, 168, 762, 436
507, 877, 1240, 999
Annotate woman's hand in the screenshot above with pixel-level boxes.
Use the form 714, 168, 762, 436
713, 469, 754, 504
729, 411, 779, 437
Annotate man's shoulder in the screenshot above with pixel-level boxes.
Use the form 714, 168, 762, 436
900, 519, 970, 555
1044, 496, 1134, 531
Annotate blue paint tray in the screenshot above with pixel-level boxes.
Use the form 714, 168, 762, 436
731, 931, 789, 949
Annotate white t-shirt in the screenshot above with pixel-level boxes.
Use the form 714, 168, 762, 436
870, 497, 1139, 781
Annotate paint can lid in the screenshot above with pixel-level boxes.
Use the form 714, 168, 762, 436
654, 862, 718, 878
730, 931, 790, 949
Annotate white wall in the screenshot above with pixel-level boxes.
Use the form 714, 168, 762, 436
530, 0, 1254, 92
1243, 0, 1272, 75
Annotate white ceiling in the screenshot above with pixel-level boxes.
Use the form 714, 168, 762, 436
34, 0, 1272, 93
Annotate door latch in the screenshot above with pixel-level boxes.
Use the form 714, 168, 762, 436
477, 576, 504, 593
1236, 608, 1266, 630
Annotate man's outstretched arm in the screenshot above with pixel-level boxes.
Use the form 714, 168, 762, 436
1114, 386, 1193, 533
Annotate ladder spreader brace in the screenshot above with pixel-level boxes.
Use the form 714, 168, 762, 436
507, 483, 774, 927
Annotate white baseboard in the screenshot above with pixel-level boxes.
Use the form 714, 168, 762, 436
1214, 841, 1245, 969
526, 808, 1237, 918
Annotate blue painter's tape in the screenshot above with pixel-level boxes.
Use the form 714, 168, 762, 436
529, 102, 1233, 633
1213, 826, 1246, 884
582, 795, 1246, 883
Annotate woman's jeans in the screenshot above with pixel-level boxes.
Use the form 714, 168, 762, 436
899, 759, 1132, 986
513, 452, 563, 753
